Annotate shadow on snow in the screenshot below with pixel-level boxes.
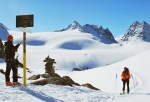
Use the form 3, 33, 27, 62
18, 86, 63, 102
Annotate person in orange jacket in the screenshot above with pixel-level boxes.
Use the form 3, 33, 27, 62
121, 67, 130, 94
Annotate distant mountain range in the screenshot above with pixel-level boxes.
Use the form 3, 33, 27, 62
1, 21, 150, 44
56, 21, 117, 44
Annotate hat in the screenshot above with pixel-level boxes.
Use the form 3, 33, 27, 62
7, 35, 13, 40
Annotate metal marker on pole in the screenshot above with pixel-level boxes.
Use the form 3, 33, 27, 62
16, 14, 33, 86
23, 31, 26, 86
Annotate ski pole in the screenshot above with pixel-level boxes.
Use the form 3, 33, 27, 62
131, 74, 136, 93
115, 74, 117, 93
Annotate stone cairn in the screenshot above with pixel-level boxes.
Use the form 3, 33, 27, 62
29, 55, 100, 90
43, 55, 56, 74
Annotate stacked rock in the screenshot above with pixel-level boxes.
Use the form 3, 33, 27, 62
43, 55, 56, 74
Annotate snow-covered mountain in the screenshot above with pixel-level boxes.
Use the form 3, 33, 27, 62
56, 21, 117, 44
117, 21, 150, 43
83, 24, 117, 44
0, 23, 9, 40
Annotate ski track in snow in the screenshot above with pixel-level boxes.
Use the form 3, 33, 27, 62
0, 76, 119, 102
0, 80, 61, 102
0, 81, 116, 102
0, 67, 144, 102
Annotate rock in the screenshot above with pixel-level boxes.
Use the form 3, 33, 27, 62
45, 67, 55, 73
30, 74, 100, 91
28, 75, 40, 80
72, 68, 82, 71
44, 55, 56, 74
30, 77, 66, 85
31, 79, 47, 85
82, 83, 100, 90
43, 55, 56, 63
46, 77, 66, 85
62, 76, 80, 86
41, 73, 61, 78
30, 75, 79, 86
40, 73, 50, 78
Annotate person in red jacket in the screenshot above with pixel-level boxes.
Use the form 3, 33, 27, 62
121, 67, 130, 94
4, 35, 22, 86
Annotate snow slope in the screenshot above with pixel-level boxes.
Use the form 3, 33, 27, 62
110, 49, 150, 102
7, 30, 150, 71
1, 44, 150, 102
0, 29, 150, 101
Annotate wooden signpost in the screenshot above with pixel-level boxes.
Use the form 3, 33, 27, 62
16, 15, 34, 86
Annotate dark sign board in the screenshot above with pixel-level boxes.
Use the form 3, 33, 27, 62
16, 15, 34, 27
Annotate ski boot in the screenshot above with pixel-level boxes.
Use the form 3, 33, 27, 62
6, 81, 13, 86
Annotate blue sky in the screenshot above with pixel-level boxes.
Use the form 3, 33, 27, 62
0, 0, 150, 37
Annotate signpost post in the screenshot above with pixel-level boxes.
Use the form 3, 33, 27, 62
16, 15, 34, 86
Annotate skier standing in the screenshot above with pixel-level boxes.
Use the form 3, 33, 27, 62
121, 67, 130, 94
4, 35, 22, 86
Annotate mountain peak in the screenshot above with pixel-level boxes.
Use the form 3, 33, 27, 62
118, 21, 150, 42
67, 21, 84, 31
142, 21, 148, 24
72, 21, 80, 25
129, 21, 140, 28
141, 21, 150, 26
133, 21, 140, 24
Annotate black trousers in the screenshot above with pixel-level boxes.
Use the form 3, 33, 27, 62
122, 79, 129, 92
5, 59, 18, 82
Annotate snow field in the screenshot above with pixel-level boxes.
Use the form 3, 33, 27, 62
0, 29, 150, 101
